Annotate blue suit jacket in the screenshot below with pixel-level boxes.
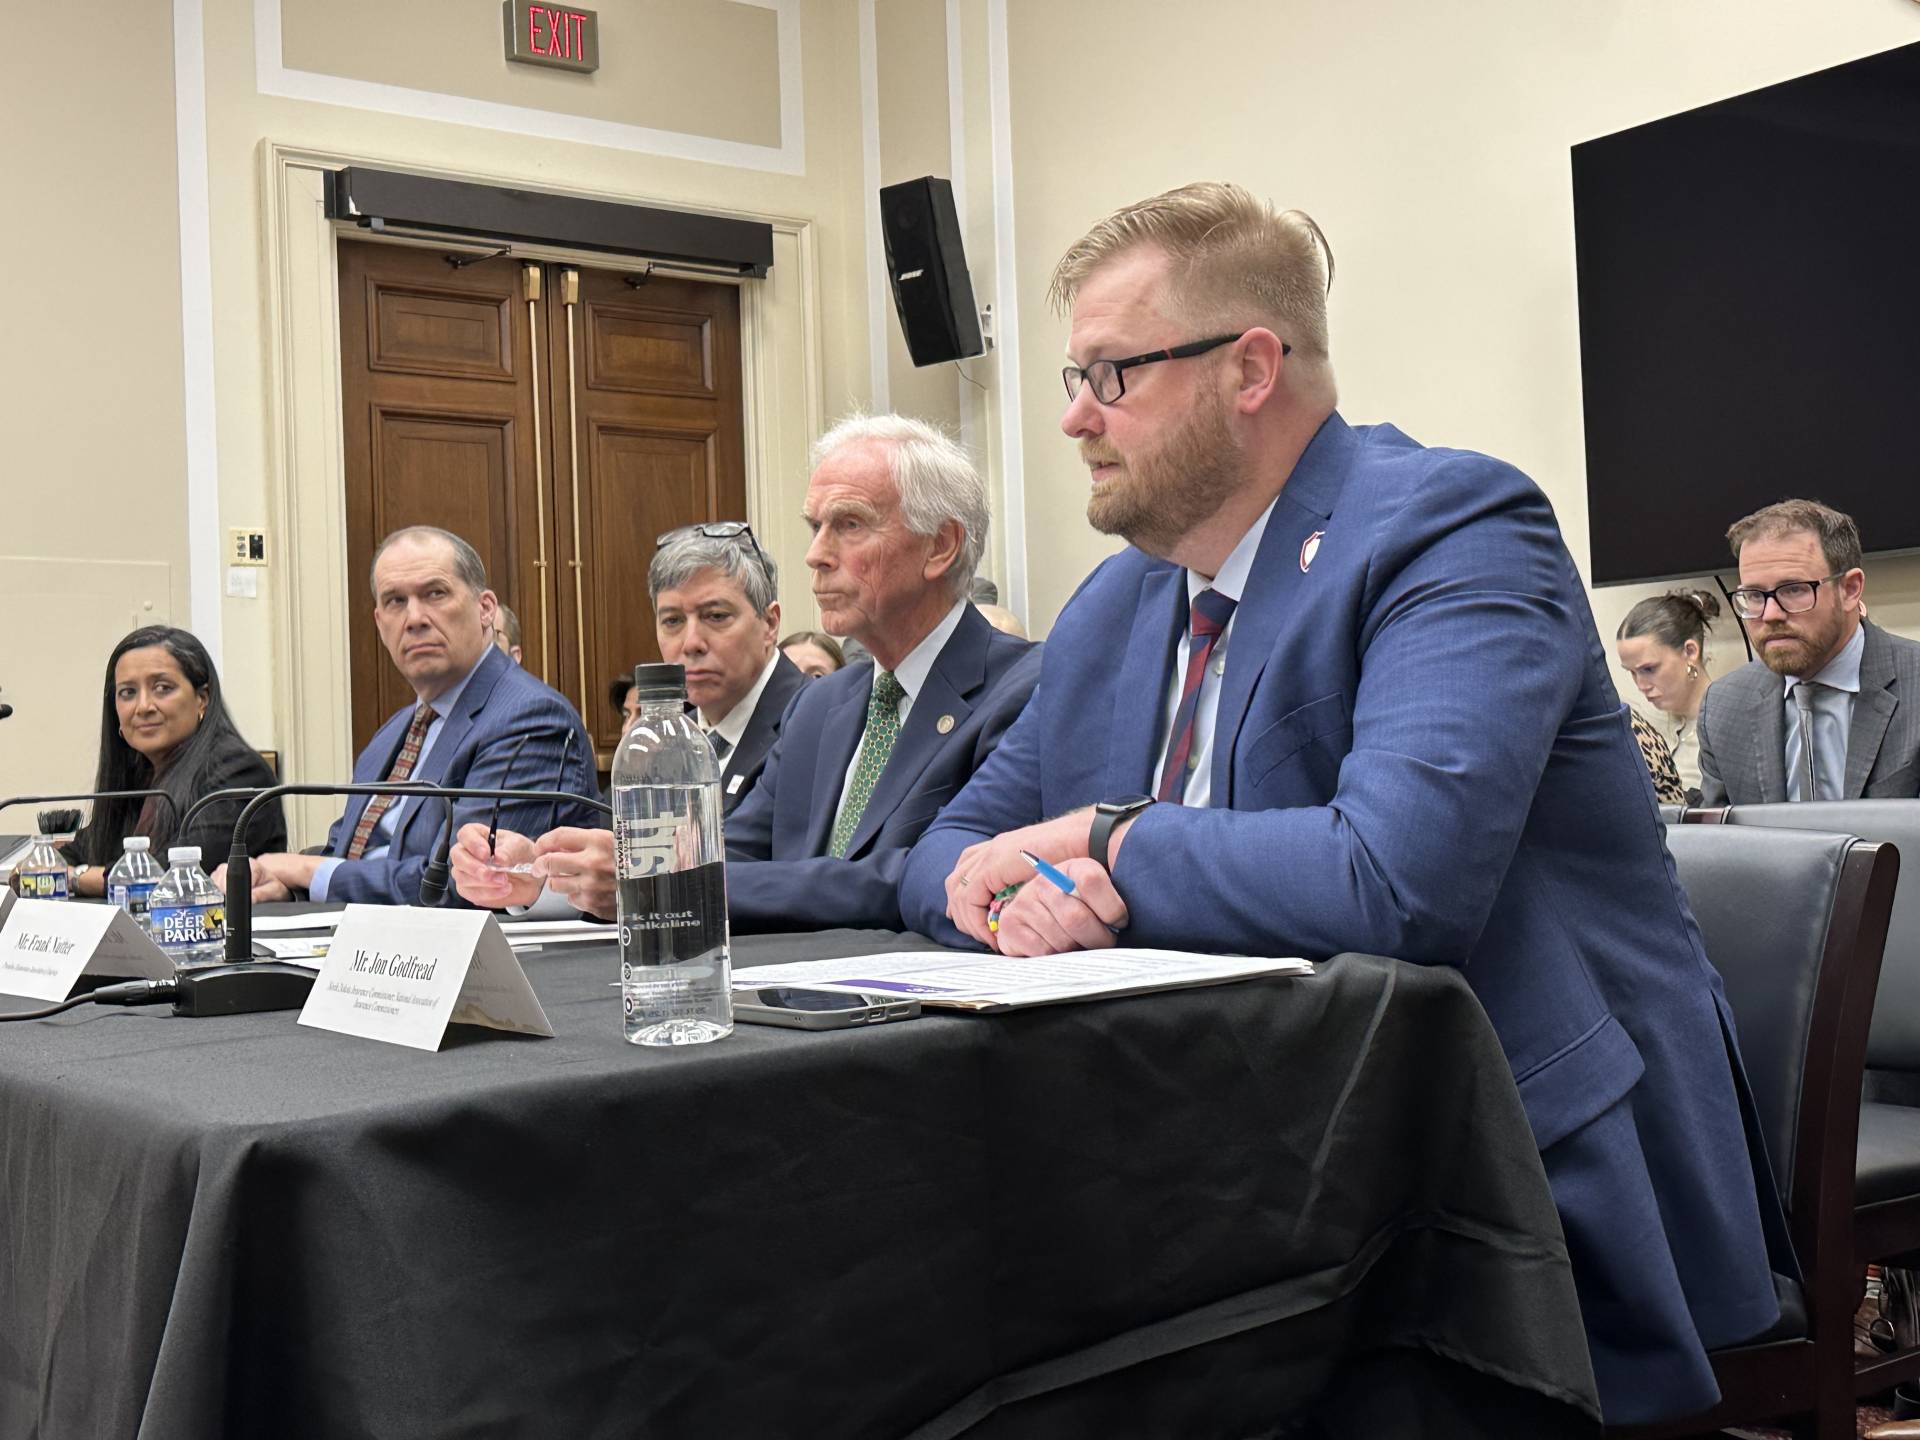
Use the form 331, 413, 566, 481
721, 650, 810, 816
324, 645, 602, 905
901, 415, 1785, 1423
725, 604, 1041, 932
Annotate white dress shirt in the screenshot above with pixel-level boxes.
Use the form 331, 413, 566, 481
831, 600, 969, 830
703, 650, 783, 777
1148, 499, 1279, 808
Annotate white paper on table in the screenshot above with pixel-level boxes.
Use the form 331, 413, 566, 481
731, 948, 1313, 1012
498, 919, 618, 949
253, 912, 345, 934
252, 937, 330, 962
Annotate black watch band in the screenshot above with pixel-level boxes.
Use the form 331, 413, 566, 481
1089, 795, 1154, 874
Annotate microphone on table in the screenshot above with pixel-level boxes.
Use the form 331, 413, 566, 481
418, 727, 585, 907
223, 781, 612, 963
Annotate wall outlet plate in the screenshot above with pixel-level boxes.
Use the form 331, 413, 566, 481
229, 529, 267, 566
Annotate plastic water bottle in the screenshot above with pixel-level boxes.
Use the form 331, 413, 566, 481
147, 846, 227, 969
14, 837, 70, 900
106, 836, 163, 929
611, 662, 732, 1046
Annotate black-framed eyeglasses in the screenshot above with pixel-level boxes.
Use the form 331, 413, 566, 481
655, 521, 766, 565
1727, 573, 1845, 620
1061, 331, 1287, 405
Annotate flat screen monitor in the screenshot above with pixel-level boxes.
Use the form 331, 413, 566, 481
1573, 41, 1920, 586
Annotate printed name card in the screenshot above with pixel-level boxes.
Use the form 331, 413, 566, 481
298, 904, 554, 1051
0, 900, 173, 1001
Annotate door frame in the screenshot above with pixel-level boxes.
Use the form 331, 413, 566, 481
261, 142, 825, 845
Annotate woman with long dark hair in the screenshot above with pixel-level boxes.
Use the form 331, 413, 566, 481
63, 627, 286, 896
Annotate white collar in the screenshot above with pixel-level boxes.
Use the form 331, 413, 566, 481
886, 600, 969, 701
705, 650, 783, 747
1783, 620, 1866, 697
1187, 495, 1281, 604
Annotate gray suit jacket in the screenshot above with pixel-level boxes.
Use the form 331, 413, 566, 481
1696, 620, 1920, 804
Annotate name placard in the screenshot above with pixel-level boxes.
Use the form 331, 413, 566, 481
298, 905, 554, 1051
0, 900, 173, 1002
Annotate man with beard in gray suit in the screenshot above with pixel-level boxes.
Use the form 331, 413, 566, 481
1698, 498, 1920, 804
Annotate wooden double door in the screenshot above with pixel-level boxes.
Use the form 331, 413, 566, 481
338, 239, 746, 768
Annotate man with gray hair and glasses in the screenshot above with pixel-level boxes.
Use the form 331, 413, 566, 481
1698, 498, 1920, 804
650, 521, 809, 814
453, 413, 1042, 931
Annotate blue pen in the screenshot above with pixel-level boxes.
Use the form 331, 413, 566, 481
1020, 849, 1076, 895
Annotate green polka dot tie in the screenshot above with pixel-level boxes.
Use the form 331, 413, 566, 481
830, 670, 906, 858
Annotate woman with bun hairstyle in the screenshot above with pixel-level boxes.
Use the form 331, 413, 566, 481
1616, 588, 1719, 798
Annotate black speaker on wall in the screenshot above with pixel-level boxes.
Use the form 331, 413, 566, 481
879, 176, 985, 367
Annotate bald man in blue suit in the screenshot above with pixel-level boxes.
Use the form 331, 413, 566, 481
899, 184, 1787, 1425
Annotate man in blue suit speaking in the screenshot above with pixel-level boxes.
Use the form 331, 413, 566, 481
219, 526, 599, 905
897, 183, 1784, 1424
454, 415, 1040, 932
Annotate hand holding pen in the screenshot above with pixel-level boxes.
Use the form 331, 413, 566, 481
985, 849, 1129, 959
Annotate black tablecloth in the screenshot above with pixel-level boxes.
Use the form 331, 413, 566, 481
0, 924, 1599, 1439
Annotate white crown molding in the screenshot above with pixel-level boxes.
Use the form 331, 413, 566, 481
254, 0, 806, 176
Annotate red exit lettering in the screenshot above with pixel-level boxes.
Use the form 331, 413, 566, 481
526, 6, 585, 59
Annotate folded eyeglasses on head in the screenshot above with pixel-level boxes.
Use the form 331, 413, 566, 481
655, 521, 766, 563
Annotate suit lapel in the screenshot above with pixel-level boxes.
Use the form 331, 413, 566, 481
846, 609, 989, 856
334, 707, 410, 854
391, 648, 504, 856
1846, 623, 1898, 798
806, 670, 871, 855
1105, 569, 1187, 795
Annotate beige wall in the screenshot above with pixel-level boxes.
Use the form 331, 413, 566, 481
996, 0, 1920, 699
12, 0, 1920, 822
0, 1, 192, 803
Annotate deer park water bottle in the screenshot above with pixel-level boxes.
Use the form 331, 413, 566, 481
106, 836, 163, 930
610, 662, 732, 1046
147, 846, 227, 969
14, 837, 70, 900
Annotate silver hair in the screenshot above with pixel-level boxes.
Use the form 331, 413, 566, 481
809, 413, 989, 600
370, 526, 489, 596
647, 530, 779, 614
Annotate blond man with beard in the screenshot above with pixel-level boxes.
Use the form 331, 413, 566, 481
899, 181, 1786, 1425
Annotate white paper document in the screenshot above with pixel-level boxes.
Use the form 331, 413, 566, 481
732, 948, 1312, 1012
498, 919, 619, 949
253, 912, 345, 934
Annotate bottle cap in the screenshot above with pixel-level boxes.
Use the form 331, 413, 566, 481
125, 837, 151, 851
632, 662, 687, 697
168, 846, 201, 865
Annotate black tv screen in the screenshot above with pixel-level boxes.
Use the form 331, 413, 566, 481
1573, 41, 1920, 586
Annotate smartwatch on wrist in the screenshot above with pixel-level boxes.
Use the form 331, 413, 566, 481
1088, 795, 1154, 874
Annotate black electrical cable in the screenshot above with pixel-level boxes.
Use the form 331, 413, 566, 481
0, 979, 175, 1022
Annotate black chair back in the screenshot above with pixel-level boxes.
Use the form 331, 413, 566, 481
1664, 825, 1892, 1213
1718, 801, 1920, 1072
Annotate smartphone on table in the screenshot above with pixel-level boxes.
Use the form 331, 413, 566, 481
732, 985, 921, 1030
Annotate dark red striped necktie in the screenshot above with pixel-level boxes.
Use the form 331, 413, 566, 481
1157, 588, 1238, 804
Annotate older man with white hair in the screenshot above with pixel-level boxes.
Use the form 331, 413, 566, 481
453, 413, 1041, 931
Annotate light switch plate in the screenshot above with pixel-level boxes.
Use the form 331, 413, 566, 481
229, 529, 268, 566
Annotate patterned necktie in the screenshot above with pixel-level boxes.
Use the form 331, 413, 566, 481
708, 732, 733, 763
1791, 681, 1827, 803
345, 702, 435, 859
830, 670, 906, 858
1157, 589, 1239, 804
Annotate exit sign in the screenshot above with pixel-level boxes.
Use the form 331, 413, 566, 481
504, 0, 599, 73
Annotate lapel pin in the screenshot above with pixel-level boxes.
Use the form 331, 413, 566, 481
936, 714, 956, 735
1300, 531, 1325, 572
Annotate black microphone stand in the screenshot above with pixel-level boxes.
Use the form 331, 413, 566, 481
224, 783, 611, 963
